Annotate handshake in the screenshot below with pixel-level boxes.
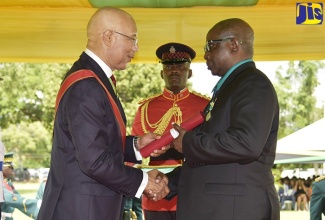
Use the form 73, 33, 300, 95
143, 169, 169, 201
135, 132, 176, 201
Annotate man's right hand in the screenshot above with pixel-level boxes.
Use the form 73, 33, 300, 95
143, 169, 169, 201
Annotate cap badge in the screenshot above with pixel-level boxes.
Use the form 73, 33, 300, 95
169, 46, 176, 54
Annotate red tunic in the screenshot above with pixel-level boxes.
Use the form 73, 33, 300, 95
131, 87, 209, 211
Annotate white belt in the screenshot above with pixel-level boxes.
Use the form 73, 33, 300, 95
2, 212, 13, 218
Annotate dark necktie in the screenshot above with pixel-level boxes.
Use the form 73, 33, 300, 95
110, 74, 116, 87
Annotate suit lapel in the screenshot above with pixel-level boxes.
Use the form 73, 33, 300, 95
80, 53, 127, 123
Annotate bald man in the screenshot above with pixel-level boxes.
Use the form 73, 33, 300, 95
168, 18, 280, 220
37, 7, 169, 220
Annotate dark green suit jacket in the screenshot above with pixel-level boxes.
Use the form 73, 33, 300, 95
310, 176, 325, 220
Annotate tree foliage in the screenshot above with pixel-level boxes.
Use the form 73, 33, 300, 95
274, 61, 324, 139
0, 63, 70, 131
273, 60, 324, 173
0, 61, 323, 170
115, 63, 166, 134
0, 63, 70, 167
1, 122, 52, 168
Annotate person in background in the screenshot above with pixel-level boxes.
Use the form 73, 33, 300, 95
1, 152, 41, 220
310, 175, 325, 220
37, 7, 169, 220
168, 18, 280, 220
278, 177, 295, 210
294, 178, 308, 211
130, 42, 209, 220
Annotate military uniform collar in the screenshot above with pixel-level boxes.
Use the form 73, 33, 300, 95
163, 87, 190, 101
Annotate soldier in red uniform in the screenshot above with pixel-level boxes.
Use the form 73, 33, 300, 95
132, 42, 210, 220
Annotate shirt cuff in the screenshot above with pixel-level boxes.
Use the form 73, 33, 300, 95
135, 171, 148, 198
133, 137, 143, 160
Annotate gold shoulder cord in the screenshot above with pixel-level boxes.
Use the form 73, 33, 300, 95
22, 198, 33, 218
138, 93, 161, 105
315, 175, 325, 182
191, 91, 210, 100
140, 100, 182, 166
22, 198, 27, 212
140, 101, 182, 135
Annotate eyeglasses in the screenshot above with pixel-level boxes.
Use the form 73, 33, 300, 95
204, 37, 234, 53
110, 30, 138, 46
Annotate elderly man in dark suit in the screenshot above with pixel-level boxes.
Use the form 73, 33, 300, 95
169, 18, 280, 220
37, 7, 169, 220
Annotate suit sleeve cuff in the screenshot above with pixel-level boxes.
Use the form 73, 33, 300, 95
135, 171, 148, 198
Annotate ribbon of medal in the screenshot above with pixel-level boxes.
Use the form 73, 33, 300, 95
205, 97, 216, 121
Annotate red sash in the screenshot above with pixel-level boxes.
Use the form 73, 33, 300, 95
55, 70, 126, 151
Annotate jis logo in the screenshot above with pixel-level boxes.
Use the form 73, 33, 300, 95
296, 2, 323, 24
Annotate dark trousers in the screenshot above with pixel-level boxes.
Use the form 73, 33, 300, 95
144, 210, 176, 220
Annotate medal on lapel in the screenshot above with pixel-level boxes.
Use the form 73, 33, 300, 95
205, 98, 216, 121
206, 111, 211, 121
